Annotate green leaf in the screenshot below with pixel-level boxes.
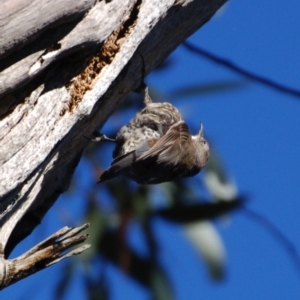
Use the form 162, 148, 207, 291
183, 221, 226, 280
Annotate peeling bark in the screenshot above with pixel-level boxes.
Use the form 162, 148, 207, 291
0, 223, 90, 289
0, 0, 226, 288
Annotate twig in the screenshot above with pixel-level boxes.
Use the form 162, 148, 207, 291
183, 41, 300, 99
242, 208, 300, 275
0, 223, 90, 289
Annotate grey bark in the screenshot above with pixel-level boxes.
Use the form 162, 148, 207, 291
0, 0, 226, 288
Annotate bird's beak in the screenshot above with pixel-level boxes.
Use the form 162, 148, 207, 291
199, 123, 204, 137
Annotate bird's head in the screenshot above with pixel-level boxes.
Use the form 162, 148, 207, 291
192, 123, 210, 166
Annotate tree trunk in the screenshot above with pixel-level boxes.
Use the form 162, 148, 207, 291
0, 0, 226, 288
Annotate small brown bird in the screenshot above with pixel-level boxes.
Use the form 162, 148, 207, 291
112, 87, 182, 158
97, 87, 210, 184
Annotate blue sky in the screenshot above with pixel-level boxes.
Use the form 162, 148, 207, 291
147, 2, 300, 298
3, 0, 300, 299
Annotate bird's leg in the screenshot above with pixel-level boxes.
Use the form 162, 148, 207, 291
134, 53, 147, 93
133, 54, 153, 105
84, 131, 116, 143
142, 86, 152, 105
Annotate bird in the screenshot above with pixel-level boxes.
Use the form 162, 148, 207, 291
97, 86, 210, 184
112, 86, 182, 158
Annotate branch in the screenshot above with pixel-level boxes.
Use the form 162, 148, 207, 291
0, 0, 227, 257
0, 223, 90, 289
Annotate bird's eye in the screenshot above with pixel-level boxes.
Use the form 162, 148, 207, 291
149, 123, 158, 131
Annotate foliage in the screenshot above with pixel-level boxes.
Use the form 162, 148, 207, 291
53, 67, 244, 299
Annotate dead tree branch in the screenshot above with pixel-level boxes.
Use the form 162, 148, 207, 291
0, 0, 226, 287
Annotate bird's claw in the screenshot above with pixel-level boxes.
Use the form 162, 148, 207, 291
84, 131, 116, 143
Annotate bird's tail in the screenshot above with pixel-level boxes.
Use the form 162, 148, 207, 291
97, 151, 135, 183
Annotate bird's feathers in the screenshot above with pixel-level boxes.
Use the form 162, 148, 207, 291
97, 86, 209, 184
138, 121, 191, 164
98, 121, 195, 184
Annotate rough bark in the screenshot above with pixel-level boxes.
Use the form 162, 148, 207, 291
0, 0, 226, 288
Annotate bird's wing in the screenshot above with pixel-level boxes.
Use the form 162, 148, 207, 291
98, 121, 191, 183
98, 150, 135, 183
98, 139, 154, 183
138, 120, 191, 165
